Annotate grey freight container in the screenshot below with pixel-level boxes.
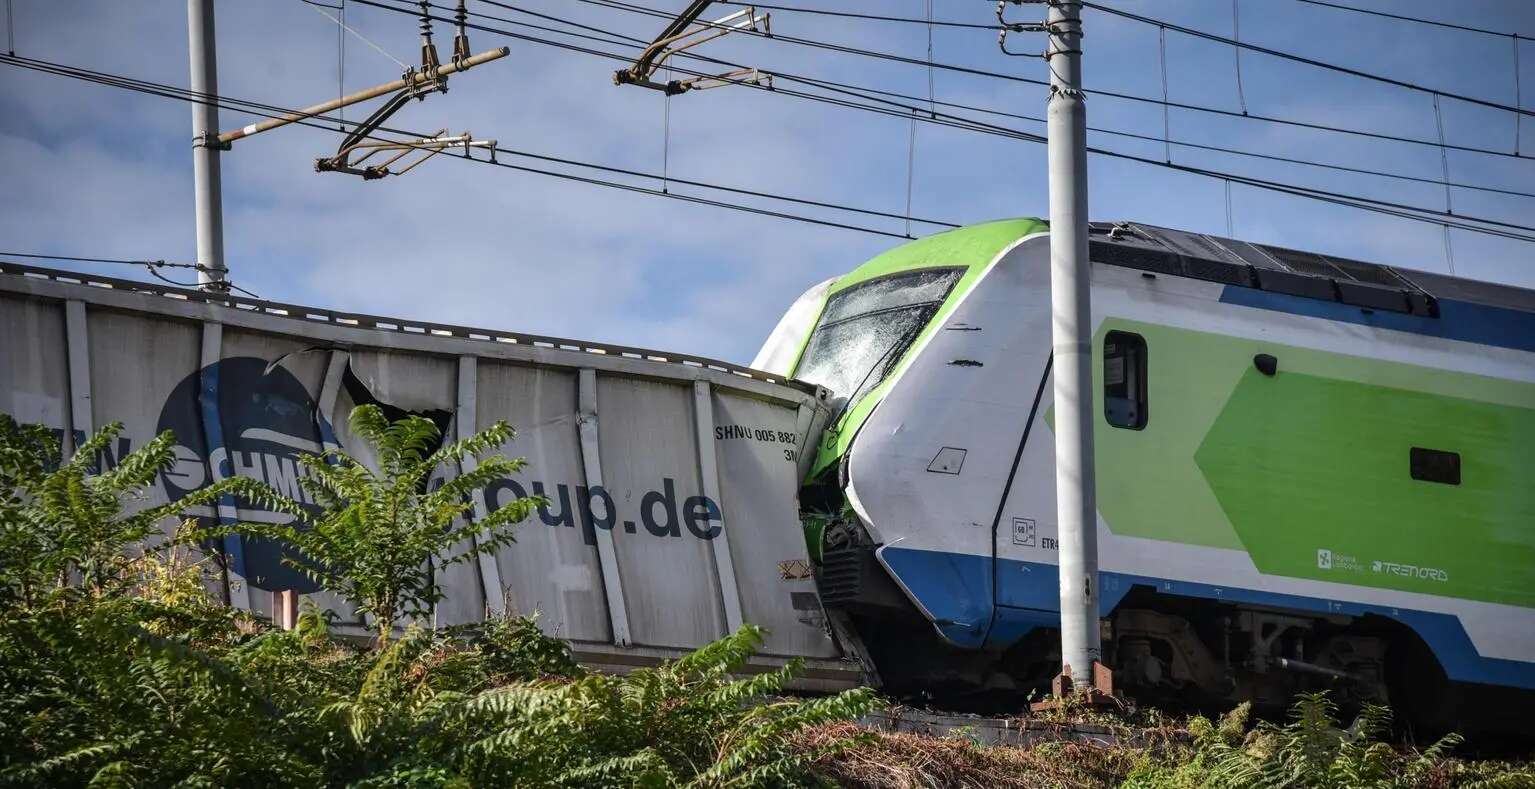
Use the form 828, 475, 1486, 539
0, 262, 855, 688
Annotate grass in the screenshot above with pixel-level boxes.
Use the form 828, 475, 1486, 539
2, 412, 1530, 787
800, 694, 1535, 789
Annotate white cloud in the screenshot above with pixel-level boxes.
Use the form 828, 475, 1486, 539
3, 0, 1532, 365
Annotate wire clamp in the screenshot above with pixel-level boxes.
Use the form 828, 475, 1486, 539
192, 131, 232, 152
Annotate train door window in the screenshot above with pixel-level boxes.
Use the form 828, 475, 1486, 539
1104, 331, 1148, 430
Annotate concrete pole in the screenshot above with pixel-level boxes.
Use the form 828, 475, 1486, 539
1045, 0, 1100, 682
188, 0, 228, 291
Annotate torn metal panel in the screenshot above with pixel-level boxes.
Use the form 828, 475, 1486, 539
0, 263, 847, 683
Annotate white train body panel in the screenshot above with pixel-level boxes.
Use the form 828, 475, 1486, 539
787, 221, 1535, 694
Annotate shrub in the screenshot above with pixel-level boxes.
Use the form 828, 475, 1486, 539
198, 404, 544, 643
0, 416, 247, 606
1123, 692, 1535, 789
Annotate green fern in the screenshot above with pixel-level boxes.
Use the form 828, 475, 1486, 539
9, 415, 1528, 786
0, 416, 251, 606
188, 404, 544, 642
1123, 690, 1524, 789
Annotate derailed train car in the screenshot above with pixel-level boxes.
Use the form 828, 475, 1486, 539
6, 216, 1534, 731
0, 261, 853, 689
754, 218, 1535, 731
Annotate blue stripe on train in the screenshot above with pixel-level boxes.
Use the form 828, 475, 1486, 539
877, 546, 1535, 690
1217, 287, 1535, 354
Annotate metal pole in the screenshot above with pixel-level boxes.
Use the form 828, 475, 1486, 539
188, 0, 227, 291
1046, 0, 1100, 682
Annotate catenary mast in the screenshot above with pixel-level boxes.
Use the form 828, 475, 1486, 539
187, 0, 227, 291
1045, 0, 1101, 684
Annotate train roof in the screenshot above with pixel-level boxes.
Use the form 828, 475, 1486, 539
1088, 220, 1535, 319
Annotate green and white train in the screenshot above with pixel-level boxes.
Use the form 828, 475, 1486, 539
753, 219, 1535, 730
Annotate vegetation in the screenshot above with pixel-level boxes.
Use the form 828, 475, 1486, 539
199, 404, 543, 642
0, 410, 877, 786
1121, 694, 1535, 789
805, 694, 1535, 788
0, 411, 1530, 786
0, 415, 248, 606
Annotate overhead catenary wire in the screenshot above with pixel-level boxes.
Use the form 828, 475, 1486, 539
339, 0, 346, 130
1294, 0, 1529, 40
0, 52, 957, 240
1296, 0, 1527, 154
346, 0, 1535, 243
904, 0, 935, 237
1225, 179, 1235, 236
327, 1, 1535, 246
0, 57, 951, 232
1433, 94, 1456, 274
300, 0, 409, 69
777, 72, 1535, 201
9, 14, 1535, 249
1231, 0, 1247, 115
459, 0, 1535, 163
552, 0, 1535, 201
1432, 95, 1453, 216
714, 0, 999, 30
1082, 1, 1535, 119
1158, 24, 1171, 162
404, 0, 1535, 204
578, 0, 1535, 162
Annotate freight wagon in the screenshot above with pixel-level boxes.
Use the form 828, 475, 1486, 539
753, 218, 1535, 732
0, 260, 853, 689
6, 214, 1534, 733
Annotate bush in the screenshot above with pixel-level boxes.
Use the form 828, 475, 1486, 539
0, 413, 877, 786
1123, 693, 1535, 789
194, 404, 545, 643
0, 415, 246, 606
2, 414, 1530, 787
0, 598, 876, 787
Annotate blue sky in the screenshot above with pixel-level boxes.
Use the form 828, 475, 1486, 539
2, 0, 1532, 362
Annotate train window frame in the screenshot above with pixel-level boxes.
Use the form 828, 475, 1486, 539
1104, 330, 1148, 430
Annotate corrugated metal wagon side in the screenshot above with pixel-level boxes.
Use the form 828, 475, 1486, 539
0, 263, 855, 688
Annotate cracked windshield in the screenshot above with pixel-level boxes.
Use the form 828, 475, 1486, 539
794, 268, 963, 409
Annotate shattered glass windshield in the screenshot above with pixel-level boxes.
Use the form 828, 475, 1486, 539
794, 268, 963, 410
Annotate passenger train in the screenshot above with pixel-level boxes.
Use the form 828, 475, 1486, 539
753, 218, 1535, 733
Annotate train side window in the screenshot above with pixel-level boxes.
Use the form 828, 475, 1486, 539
1104, 331, 1148, 430
1410, 447, 1460, 486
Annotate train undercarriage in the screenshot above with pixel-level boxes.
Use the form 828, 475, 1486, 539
814, 536, 1534, 743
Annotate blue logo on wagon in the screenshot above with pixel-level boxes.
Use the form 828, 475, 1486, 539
158, 357, 324, 593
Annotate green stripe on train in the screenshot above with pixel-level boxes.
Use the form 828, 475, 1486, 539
1094, 319, 1535, 609
795, 218, 1048, 478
